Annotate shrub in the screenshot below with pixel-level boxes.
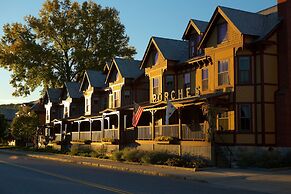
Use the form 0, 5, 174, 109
122, 148, 145, 162
154, 136, 174, 142
84, 140, 92, 145
111, 150, 124, 161
237, 149, 291, 168
141, 151, 174, 165
69, 146, 79, 156
165, 157, 184, 167
90, 147, 108, 159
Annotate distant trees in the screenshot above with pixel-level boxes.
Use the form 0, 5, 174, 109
0, 0, 136, 96
11, 106, 39, 146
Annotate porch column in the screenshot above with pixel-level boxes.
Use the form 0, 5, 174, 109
78, 122, 81, 140
124, 115, 127, 129
117, 112, 120, 140
60, 122, 63, 141
151, 110, 155, 140
90, 120, 92, 141
178, 108, 182, 139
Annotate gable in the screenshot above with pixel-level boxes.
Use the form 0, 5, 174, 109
199, 10, 241, 48
182, 19, 208, 40
142, 43, 161, 69
80, 72, 90, 91
199, 6, 280, 48
106, 60, 123, 84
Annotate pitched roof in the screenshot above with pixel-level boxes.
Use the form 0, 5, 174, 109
47, 88, 62, 103
191, 19, 209, 33
152, 37, 188, 62
219, 6, 280, 37
106, 58, 143, 83
64, 82, 83, 99
85, 70, 106, 88
199, 6, 280, 47
114, 58, 143, 79
182, 19, 209, 39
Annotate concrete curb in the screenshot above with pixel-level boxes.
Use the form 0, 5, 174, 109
0, 149, 207, 183
28, 154, 201, 181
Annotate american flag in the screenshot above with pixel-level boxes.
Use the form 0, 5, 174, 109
132, 102, 143, 127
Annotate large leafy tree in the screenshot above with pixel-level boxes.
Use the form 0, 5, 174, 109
0, 0, 136, 96
10, 106, 39, 145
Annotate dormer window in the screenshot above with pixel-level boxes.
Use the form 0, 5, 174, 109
154, 52, 158, 64
217, 23, 227, 44
189, 35, 203, 58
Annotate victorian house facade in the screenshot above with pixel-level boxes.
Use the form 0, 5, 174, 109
40, 1, 291, 164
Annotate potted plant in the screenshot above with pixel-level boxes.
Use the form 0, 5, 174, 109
154, 136, 175, 144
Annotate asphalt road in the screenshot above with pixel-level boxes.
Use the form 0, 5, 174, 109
0, 153, 268, 194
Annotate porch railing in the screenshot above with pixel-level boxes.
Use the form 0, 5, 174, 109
136, 123, 207, 141
71, 132, 79, 141
79, 131, 91, 140
155, 125, 179, 138
182, 123, 206, 140
104, 129, 119, 140
137, 126, 151, 140
92, 131, 103, 142
55, 134, 61, 141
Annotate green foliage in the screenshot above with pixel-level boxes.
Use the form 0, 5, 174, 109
10, 106, 39, 145
90, 147, 108, 159
141, 151, 174, 165
110, 148, 208, 168
0, 114, 8, 143
122, 148, 145, 162
154, 136, 174, 142
111, 150, 124, 161
237, 150, 291, 168
0, 0, 136, 96
101, 138, 118, 144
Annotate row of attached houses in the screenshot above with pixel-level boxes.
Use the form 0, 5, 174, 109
38, 1, 291, 164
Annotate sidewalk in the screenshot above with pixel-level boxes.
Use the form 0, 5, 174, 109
1, 149, 291, 194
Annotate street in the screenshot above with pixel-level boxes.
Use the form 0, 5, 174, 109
0, 153, 269, 194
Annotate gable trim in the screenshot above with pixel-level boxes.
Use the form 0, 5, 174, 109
198, 7, 242, 49
140, 37, 166, 69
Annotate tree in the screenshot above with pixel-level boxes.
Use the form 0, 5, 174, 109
0, 0, 136, 96
11, 106, 39, 146
0, 114, 8, 143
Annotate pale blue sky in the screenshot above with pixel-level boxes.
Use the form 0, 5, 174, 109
0, 0, 276, 104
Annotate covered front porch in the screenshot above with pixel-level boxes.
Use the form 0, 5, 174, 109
133, 98, 210, 142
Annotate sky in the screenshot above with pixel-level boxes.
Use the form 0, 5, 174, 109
0, 0, 276, 105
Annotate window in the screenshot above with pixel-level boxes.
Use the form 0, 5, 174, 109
239, 104, 251, 131
85, 98, 89, 112
113, 91, 120, 108
46, 110, 49, 120
217, 23, 227, 44
189, 37, 196, 58
109, 94, 113, 108
64, 107, 68, 118
218, 112, 229, 131
115, 72, 119, 81
165, 75, 174, 92
238, 56, 251, 84
153, 77, 159, 95
184, 72, 191, 89
189, 35, 203, 58
202, 69, 208, 91
150, 51, 158, 66
218, 60, 229, 86
154, 52, 159, 64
